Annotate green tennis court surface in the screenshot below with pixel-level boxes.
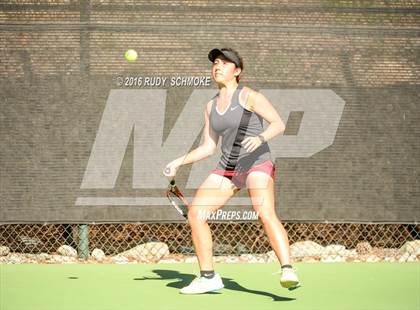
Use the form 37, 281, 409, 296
1, 262, 419, 310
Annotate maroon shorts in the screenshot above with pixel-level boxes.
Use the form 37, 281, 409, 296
211, 160, 275, 189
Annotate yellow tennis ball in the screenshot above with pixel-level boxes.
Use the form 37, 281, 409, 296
124, 49, 138, 62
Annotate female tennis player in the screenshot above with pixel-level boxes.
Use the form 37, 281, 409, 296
163, 47, 300, 294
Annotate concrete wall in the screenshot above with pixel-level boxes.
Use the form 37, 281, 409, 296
1, 0, 419, 223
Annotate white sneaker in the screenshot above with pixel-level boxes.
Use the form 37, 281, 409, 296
180, 273, 224, 294
274, 267, 301, 289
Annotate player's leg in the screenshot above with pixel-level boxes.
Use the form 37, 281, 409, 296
181, 172, 239, 294
189, 172, 239, 270
246, 170, 291, 265
246, 168, 300, 289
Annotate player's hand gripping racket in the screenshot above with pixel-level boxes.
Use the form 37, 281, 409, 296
164, 167, 189, 219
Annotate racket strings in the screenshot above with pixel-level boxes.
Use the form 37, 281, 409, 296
166, 184, 189, 217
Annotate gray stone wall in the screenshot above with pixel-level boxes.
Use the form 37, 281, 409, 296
1, 1, 419, 222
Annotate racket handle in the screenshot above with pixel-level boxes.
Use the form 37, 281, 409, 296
164, 167, 171, 176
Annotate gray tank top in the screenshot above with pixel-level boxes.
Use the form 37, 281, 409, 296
209, 85, 272, 171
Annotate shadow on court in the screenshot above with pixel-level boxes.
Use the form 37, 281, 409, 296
134, 269, 295, 302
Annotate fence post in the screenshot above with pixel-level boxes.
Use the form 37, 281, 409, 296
78, 224, 89, 259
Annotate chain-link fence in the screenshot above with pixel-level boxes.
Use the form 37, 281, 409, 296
0, 223, 419, 263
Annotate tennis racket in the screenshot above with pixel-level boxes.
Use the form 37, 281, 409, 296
164, 168, 189, 218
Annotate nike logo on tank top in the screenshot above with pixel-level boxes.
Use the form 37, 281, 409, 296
209, 85, 272, 171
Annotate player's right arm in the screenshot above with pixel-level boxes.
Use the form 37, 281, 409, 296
201, 99, 219, 155
163, 100, 219, 177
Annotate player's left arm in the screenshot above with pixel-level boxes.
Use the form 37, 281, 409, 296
250, 90, 285, 141
241, 90, 285, 152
